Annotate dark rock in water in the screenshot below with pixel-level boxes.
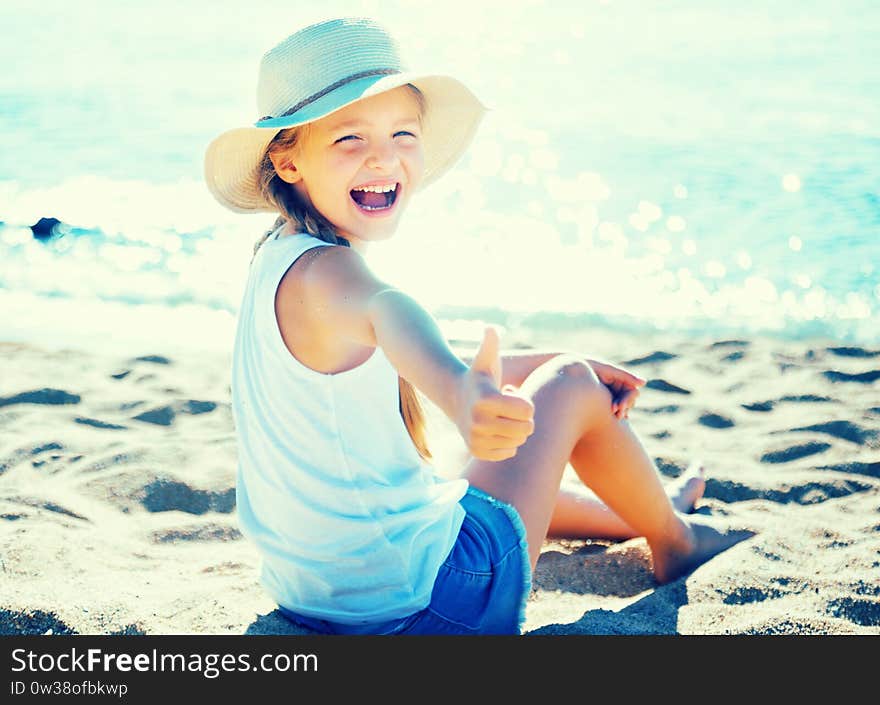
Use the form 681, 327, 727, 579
30, 217, 64, 240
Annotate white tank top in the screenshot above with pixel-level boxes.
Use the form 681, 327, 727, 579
230, 226, 467, 624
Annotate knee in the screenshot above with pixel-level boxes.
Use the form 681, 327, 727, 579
525, 354, 613, 424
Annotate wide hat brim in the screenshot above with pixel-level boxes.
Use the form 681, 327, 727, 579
204, 72, 487, 214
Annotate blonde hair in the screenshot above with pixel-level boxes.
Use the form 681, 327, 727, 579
252, 84, 432, 461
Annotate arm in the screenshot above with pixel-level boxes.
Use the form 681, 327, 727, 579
299, 246, 534, 458
299, 246, 467, 420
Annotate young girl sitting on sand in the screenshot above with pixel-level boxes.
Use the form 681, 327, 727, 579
205, 17, 752, 635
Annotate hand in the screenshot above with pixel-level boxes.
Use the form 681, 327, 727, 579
455, 327, 535, 462
587, 357, 647, 420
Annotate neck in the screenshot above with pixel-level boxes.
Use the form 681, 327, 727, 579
347, 236, 369, 256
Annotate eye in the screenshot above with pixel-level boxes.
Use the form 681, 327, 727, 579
334, 134, 360, 144
394, 130, 417, 139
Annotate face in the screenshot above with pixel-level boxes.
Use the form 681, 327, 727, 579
271, 86, 425, 246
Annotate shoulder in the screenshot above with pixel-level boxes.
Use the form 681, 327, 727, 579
296, 244, 386, 302
279, 243, 392, 348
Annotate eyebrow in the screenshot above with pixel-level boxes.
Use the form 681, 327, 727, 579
326, 116, 421, 132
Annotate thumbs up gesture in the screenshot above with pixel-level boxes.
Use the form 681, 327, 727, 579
455, 327, 535, 462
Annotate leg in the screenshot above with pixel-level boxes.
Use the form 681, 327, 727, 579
462, 354, 753, 578
547, 462, 706, 540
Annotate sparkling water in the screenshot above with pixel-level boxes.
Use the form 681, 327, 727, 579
1, 0, 877, 354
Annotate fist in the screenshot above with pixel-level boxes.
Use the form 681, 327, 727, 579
458, 327, 535, 462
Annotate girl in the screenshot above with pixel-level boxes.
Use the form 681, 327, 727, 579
205, 17, 753, 635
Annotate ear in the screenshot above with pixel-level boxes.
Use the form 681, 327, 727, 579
269, 150, 303, 185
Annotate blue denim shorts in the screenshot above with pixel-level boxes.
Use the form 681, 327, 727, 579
278, 485, 532, 635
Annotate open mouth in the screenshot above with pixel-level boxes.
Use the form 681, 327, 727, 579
349, 183, 399, 213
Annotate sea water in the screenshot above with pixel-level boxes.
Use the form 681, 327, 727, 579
1, 0, 877, 355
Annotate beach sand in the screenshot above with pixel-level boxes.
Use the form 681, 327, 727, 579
1, 328, 878, 635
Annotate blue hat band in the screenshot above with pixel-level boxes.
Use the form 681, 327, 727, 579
255, 68, 401, 128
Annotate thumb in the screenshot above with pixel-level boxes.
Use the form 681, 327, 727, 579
469, 326, 502, 388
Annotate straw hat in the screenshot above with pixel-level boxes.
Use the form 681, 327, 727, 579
204, 17, 487, 213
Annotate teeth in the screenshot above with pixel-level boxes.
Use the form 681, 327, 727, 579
352, 183, 397, 193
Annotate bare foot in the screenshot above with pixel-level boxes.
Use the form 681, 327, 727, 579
668, 460, 706, 513
651, 516, 755, 584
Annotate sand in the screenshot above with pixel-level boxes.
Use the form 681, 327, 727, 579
1, 328, 878, 635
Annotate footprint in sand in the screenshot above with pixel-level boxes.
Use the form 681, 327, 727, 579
709, 340, 750, 349
826, 597, 880, 627
151, 523, 242, 544
140, 479, 235, 515
823, 369, 880, 383
721, 581, 797, 605
698, 412, 735, 428
7, 496, 89, 521
180, 400, 217, 414
645, 379, 691, 395
780, 394, 836, 403
641, 404, 681, 414
0, 388, 80, 407
742, 395, 837, 413
132, 354, 172, 365
133, 406, 175, 426
622, 350, 677, 366
652, 457, 689, 478
825, 346, 880, 358
815, 462, 880, 479
776, 420, 878, 446
131, 400, 218, 426
0, 609, 78, 635
704, 477, 872, 505
74, 417, 127, 430
760, 441, 831, 463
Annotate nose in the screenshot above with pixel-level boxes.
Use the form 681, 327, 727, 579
365, 139, 399, 171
